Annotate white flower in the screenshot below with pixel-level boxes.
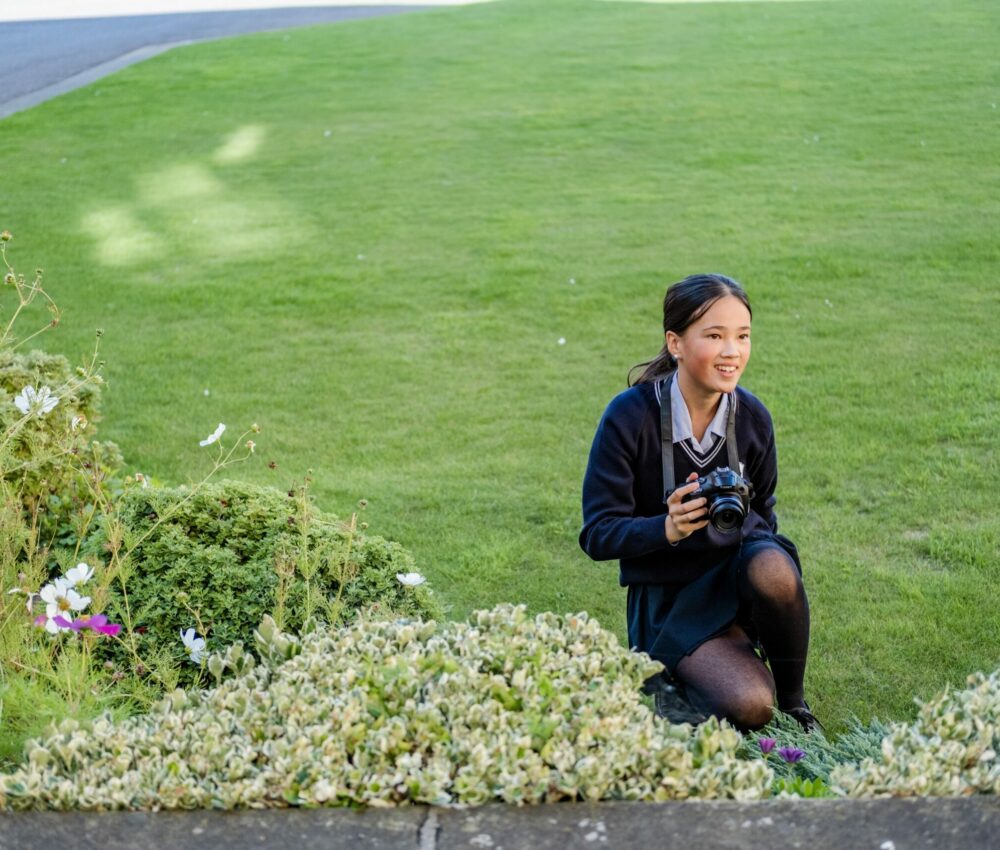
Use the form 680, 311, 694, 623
246, 440, 256, 453
39, 578, 89, 631
71, 414, 86, 431
134, 472, 149, 488
13, 385, 59, 417
558, 337, 566, 345
181, 627, 206, 664
64, 563, 94, 587
396, 572, 426, 587
199, 423, 226, 447
6, 586, 36, 613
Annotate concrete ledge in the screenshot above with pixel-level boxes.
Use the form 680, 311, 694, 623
2, 798, 999, 849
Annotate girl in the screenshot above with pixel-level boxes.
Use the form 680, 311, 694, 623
579, 273, 819, 732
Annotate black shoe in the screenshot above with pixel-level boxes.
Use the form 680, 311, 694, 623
644, 674, 707, 725
783, 702, 824, 734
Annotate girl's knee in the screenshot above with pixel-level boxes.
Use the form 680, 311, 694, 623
693, 685, 774, 731
746, 550, 803, 606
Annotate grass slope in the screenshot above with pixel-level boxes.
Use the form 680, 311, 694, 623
0, 0, 997, 732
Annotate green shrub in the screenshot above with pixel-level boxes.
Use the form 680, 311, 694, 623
98, 479, 441, 680
0, 348, 123, 555
832, 670, 1000, 796
0, 605, 773, 810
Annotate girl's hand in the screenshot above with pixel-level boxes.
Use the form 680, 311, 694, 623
665, 472, 710, 544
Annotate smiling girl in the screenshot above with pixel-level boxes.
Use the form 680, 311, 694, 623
579, 273, 819, 732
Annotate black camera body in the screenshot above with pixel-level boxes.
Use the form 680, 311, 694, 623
687, 467, 753, 533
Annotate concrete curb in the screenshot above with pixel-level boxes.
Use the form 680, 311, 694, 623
0, 42, 189, 120
2, 798, 999, 850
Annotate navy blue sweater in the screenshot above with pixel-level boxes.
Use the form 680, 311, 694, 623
579, 380, 783, 587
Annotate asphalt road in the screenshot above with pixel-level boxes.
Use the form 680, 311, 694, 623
0, 5, 433, 119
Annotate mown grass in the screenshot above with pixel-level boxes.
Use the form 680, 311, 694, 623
0, 0, 997, 739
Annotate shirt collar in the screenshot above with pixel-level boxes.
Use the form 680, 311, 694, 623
670, 373, 729, 453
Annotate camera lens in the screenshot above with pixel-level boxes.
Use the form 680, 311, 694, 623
709, 495, 745, 533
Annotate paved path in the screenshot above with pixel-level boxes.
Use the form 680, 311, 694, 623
2, 797, 999, 849
0, 2, 483, 119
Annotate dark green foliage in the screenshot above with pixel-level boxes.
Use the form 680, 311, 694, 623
99, 480, 440, 680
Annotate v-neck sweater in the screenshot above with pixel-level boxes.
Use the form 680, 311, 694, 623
579, 380, 783, 587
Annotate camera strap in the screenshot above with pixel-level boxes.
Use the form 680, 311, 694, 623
658, 375, 740, 503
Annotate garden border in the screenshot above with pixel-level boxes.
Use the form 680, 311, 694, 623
2, 797, 998, 849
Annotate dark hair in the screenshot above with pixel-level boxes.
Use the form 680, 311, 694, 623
628, 273, 752, 386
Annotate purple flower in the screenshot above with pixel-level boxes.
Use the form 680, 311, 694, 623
758, 737, 777, 754
777, 746, 806, 764
52, 613, 122, 636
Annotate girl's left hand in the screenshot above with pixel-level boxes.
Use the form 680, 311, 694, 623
665, 472, 710, 543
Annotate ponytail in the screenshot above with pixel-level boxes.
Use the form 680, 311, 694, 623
628, 345, 677, 387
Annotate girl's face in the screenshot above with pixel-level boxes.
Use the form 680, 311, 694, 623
668, 295, 752, 400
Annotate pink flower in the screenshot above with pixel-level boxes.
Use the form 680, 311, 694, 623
777, 746, 807, 764
758, 737, 777, 754
52, 613, 122, 636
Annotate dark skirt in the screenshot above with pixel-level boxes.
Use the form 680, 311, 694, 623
627, 532, 801, 676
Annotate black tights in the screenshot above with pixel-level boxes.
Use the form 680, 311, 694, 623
675, 548, 810, 731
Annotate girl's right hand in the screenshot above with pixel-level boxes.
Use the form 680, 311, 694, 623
665, 471, 710, 544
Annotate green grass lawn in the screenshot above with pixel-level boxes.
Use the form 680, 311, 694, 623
0, 0, 997, 735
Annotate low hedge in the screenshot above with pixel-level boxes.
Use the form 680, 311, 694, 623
832, 669, 1000, 796
0, 605, 772, 810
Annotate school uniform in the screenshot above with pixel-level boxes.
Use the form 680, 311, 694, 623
579, 373, 800, 675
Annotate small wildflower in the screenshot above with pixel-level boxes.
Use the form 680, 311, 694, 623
180, 627, 206, 664
6, 585, 36, 613
13, 385, 59, 417
0, 230, 11, 242
39, 578, 90, 633
64, 562, 94, 587
358, 498, 368, 509
396, 572, 426, 587
3, 273, 14, 285
558, 337, 566, 345
71, 414, 87, 431
53, 613, 121, 636
199, 423, 226, 447
246, 440, 256, 453
134, 472, 149, 488
777, 746, 806, 764
758, 737, 777, 755
251, 422, 261, 433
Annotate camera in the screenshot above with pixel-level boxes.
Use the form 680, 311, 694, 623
686, 467, 753, 533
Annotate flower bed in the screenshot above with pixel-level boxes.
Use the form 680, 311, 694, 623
0, 605, 772, 810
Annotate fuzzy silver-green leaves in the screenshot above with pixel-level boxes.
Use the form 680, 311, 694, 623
832, 670, 1000, 797
0, 605, 772, 810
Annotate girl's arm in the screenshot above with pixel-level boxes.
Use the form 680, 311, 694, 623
579, 397, 669, 561
745, 410, 779, 533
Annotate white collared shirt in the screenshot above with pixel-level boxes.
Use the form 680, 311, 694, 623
670, 373, 729, 454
